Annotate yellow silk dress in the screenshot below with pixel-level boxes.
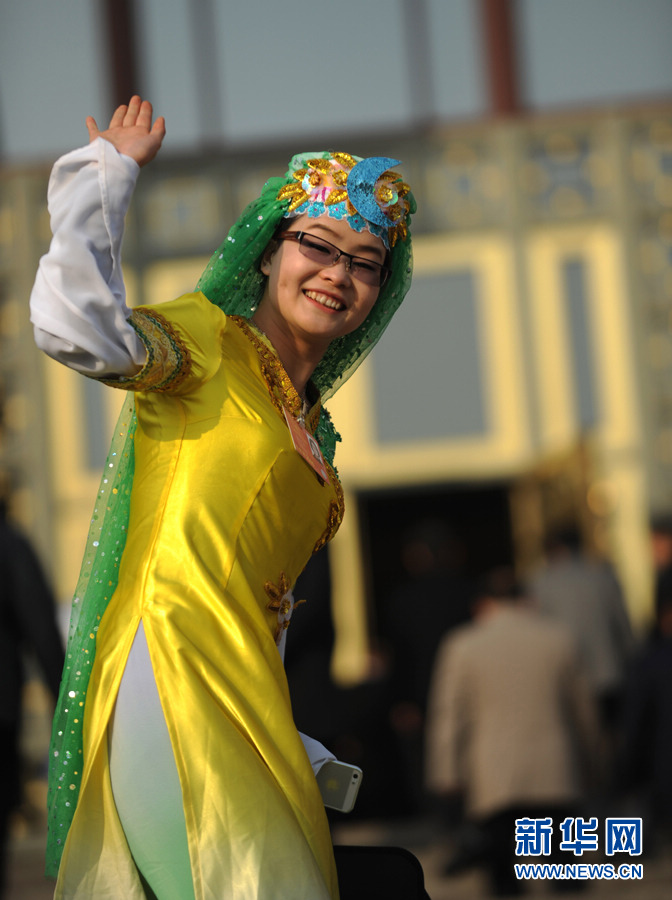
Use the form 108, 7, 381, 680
54, 292, 344, 899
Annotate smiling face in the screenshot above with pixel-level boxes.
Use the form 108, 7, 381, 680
254, 215, 386, 356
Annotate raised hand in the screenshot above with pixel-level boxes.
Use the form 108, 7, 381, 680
86, 96, 166, 167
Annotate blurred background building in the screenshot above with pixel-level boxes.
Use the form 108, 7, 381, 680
1, 0, 671, 685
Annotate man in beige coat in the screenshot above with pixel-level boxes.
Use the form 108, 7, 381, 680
426, 570, 601, 895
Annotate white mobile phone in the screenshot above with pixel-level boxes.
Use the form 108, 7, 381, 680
316, 760, 363, 813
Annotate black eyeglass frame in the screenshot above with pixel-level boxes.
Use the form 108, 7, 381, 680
276, 231, 391, 287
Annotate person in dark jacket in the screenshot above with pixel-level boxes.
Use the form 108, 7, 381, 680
617, 567, 672, 852
0, 497, 64, 895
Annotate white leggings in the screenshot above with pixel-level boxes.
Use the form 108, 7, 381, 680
108, 622, 196, 900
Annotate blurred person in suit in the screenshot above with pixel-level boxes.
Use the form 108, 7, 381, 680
0, 494, 64, 896
426, 569, 600, 896
527, 525, 634, 736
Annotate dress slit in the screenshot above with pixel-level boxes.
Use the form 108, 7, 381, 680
108, 621, 196, 900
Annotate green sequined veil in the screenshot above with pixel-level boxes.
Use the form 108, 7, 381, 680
47, 397, 136, 873
46, 153, 415, 876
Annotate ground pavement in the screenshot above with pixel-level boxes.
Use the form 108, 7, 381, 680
8, 815, 671, 899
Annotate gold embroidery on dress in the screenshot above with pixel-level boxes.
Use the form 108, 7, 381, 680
313, 486, 345, 554
264, 572, 293, 644
100, 308, 192, 393
230, 316, 320, 423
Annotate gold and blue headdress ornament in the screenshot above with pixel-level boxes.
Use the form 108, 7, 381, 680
277, 151, 413, 248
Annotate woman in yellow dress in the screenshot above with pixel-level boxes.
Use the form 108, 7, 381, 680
30, 97, 415, 900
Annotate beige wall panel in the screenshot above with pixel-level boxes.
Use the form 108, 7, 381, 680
526, 225, 649, 626
329, 233, 532, 488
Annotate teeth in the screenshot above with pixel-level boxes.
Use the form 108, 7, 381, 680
305, 291, 344, 311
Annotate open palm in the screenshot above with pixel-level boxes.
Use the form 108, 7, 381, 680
86, 95, 166, 167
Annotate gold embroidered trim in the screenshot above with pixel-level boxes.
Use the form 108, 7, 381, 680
265, 572, 293, 644
100, 308, 193, 393
230, 316, 322, 429
313, 480, 345, 554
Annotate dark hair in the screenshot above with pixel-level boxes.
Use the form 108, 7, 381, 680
656, 567, 672, 614
474, 566, 523, 602
543, 524, 582, 555
651, 514, 672, 538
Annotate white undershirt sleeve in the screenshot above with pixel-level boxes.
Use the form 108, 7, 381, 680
30, 137, 147, 377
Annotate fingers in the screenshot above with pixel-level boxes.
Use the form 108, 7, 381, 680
109, 103, 128, 129
135, 99, 156, 132
123, 95, 143, 127
86, 116, 100, 143
90, 97, 165, 164
151, 116, 167, 140
108, 96, 160, 133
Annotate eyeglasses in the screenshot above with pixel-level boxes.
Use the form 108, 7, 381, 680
276, 231, 390, 287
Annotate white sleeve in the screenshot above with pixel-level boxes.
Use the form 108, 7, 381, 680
30, 137, 147, 377
299, 733, 337, 776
